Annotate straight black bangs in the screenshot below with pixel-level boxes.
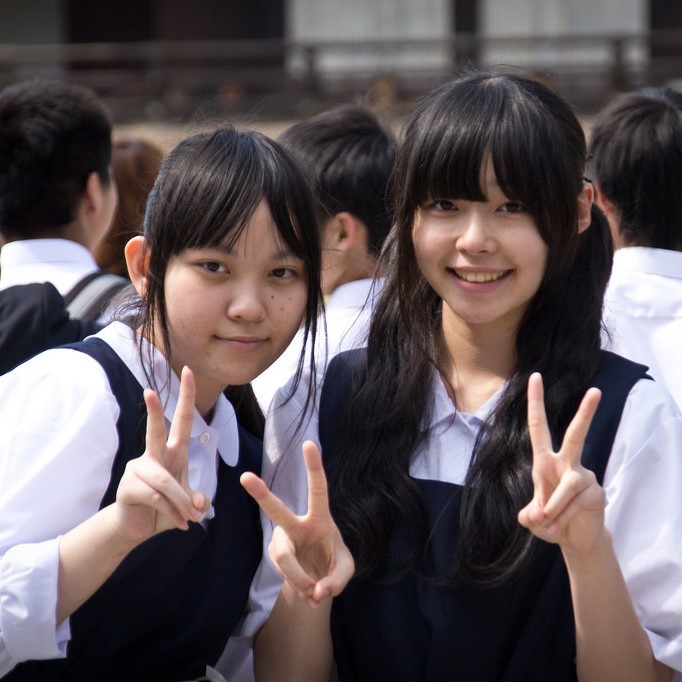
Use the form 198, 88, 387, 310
399, 73, 583, 237
145, 128, 316, 263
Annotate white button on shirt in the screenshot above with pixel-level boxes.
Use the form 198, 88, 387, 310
245, 364, 682, 677
0, 322, 242, 676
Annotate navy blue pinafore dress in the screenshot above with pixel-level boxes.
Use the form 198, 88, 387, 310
319, 348, 648, 682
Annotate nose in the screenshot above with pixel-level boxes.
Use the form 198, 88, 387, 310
456, 210, 495, 254
226, 284, 266, 323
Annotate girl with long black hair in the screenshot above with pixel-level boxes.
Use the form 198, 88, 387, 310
243, 71, 682, 681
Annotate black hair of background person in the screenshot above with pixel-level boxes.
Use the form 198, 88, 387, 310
0, 78, 113, 239
589, 86, 682, 250
278, 104, 398, 255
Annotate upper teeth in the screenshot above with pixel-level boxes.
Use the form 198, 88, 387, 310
455, 271, 506, 283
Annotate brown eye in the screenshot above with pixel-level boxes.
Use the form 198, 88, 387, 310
271, 267, 297, 280
200, 261, 227, 273
500, 202, 527, 214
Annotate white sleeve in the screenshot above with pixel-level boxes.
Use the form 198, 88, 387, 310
604, 378, 682, 675
0, 349, 119, 674
239, 376, 320, 640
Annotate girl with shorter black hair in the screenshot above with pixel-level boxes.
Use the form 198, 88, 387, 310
0, 126, 322, 680
242, 71, 682, 681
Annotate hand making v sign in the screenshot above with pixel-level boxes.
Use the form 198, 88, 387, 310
114, 366, 210, 544
241, 440, 354, 607
518, 372, 605, 554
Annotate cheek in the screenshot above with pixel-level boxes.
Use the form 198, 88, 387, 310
276, 288, 308, 335
412, 229, 442, 282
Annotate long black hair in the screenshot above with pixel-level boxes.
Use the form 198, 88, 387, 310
117, 126, 323, 437
329, 71, 613, 584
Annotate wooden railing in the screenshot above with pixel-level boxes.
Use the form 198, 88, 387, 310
0, 31, 680, 121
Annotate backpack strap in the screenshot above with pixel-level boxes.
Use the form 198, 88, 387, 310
65, 271, 129, 319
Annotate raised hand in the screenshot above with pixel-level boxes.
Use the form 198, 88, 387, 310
241, 441, 355, 607
114, 366, 209, 544
518, 372, 607, 554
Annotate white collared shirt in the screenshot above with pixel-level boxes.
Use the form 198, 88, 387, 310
251, 278, 381, 411
246, 364, 682, 676
0, 322, 241, 675
0, 238, 101, 296
603, 246, 682, 410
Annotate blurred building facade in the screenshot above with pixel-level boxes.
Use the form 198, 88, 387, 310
0, 0, 680, 121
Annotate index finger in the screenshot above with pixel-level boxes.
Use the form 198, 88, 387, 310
144, 388, 167, 460
302, 441, 331, 519
167, 366, 196, 447
527, 372, 554, 456
240, 471, 301, 531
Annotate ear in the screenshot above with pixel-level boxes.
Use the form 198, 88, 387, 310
577, 181, 594, 234
329, 212, 369, 254
592, 181, 619, 222
81, 172, 104, 215
125, 235, 151, 297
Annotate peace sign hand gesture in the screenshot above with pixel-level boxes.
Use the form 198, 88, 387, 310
241, 441, 355, 607
114, 366, 210, 545
518, 373, 607, 556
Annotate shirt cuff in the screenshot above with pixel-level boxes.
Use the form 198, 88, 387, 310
0, 537, 70, 661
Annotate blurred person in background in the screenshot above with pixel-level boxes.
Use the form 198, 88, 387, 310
591, 86, 682, 409
94, 135, 164, 279
251, 104, 397, 411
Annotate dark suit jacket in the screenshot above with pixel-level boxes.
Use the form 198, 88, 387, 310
0, 282, 101, 375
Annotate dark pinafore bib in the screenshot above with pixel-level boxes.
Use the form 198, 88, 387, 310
318, 349, 649, 682
6, 338, 262, 682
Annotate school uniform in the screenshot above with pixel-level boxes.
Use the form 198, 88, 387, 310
0, 322, 263, 680
247, 348, 682, 680
603, 246, 682, 410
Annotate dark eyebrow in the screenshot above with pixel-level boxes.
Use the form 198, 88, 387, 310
209, 243, 301, 261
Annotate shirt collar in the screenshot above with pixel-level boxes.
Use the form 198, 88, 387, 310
0, 238, 98, 268
431, 370, 504, 432
326, 278, 382, 312
612, 247, 682, 280
0, 239, 100, 293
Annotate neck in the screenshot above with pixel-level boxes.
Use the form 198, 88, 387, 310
438, 311, 517, 413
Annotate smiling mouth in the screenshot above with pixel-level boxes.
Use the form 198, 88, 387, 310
453, 269, 508, 283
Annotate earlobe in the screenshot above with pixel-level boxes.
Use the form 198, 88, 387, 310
592, 182, 617, 221
577, 182, 594, 234
335, 212, 369, 253
125, 236, 151, 297
83, 172, 103, 214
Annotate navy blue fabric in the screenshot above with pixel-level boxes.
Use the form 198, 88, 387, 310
319, 348, 649, 682
0, 283, 100, 376
7, 338, 262, 681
